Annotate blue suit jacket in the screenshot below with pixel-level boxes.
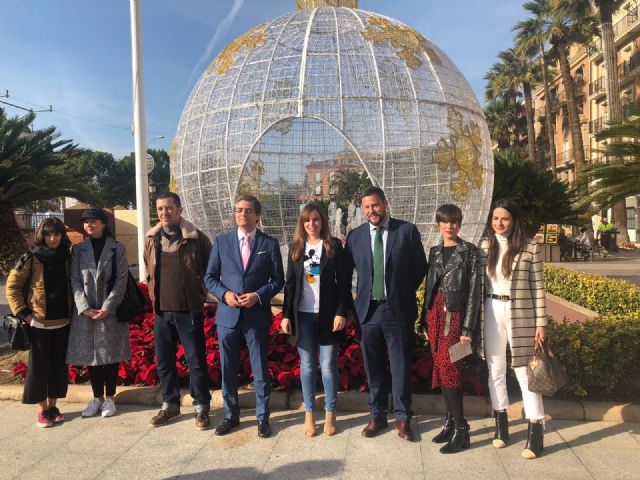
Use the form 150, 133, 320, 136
345, 218, 428, 326
205, 229, 284, 329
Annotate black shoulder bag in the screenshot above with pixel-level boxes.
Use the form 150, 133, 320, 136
108, 246, 146, 323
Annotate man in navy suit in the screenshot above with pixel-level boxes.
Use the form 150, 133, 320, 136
205, 195, 284, 438
345, 186, 427, 441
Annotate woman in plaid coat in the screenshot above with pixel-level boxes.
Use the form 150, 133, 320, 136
479, 199, 546, 460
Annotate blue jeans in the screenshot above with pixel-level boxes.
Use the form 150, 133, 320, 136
297, 312, 338, 412
154, 311, 211, 413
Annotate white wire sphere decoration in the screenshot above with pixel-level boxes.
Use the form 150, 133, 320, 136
171, 7, 494, 250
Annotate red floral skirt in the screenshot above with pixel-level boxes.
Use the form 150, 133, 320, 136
425, 292, 462, 389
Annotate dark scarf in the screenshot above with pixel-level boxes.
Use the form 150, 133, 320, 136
34, 247, 69, 320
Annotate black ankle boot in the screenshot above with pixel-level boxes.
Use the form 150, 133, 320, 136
493, 410, 509, 448
522, 421, 544, 459
432, 413, 455, 444
439, 420, 470, 454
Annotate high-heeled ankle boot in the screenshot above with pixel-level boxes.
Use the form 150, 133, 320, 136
440, 420, 470, 454
493, 410, 509, 448
522, 421, 544, 459
432, 413, 455, 444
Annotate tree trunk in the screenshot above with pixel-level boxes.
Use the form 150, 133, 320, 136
556, 41, 586, 192
599, 0, 630, 244
523, 81, 537, 164
540, 45, 557, 173
0, 201, 29, 276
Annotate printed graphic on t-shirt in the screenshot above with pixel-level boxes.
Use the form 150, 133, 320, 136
304, 248, 320, 284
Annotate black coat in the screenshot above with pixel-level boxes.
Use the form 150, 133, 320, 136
282, 238, 352, 346
423, 238, 482, 338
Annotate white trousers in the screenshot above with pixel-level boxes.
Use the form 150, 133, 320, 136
484, 299, 545, 421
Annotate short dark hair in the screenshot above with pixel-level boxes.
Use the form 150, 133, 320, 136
156, 192, 182, 208
360, 185, 386, 202
235, 195, 262, 215
34, 217, 71, 252
435, 204, 463, 225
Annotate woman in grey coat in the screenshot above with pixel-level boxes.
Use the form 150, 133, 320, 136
67, 208, 131, 418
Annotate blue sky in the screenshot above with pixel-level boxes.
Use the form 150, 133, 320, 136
1, 0, 526, 158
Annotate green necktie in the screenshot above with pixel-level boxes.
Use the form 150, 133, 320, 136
373, 227, 385, 300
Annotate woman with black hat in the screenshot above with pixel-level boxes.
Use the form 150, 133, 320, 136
66, 208, 131, 418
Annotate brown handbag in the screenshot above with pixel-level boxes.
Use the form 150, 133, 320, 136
527, 338, 568, 397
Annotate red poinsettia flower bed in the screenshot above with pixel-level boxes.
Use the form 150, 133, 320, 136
12, 282, 486, 396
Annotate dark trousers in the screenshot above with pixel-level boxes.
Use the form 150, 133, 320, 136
23, 325, 69, 404
154, 311, 211, 413
88, 363, 119, 398
217, 314, 271, 422
360, 303, 413, 422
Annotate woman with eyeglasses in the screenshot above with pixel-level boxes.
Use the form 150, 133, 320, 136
281, 203, 351, 437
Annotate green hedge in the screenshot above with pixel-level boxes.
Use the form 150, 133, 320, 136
548, 315, 640, 397
544, 265, 640, 316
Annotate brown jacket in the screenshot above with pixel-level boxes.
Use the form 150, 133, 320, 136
6, 253, 70, 328
144, 218, 212, 317
478, 238, 547, 368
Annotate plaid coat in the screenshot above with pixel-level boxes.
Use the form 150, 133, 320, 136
478, 239, 547, 368
66, 236, 131, 366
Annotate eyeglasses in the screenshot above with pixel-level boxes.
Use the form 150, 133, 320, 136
235, 208, 254, 214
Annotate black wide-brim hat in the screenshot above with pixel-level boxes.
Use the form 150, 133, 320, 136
80, 208, 109, 224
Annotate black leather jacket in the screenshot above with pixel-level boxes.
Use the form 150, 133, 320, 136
423, 239, 482, 338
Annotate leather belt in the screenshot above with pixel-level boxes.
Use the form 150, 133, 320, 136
370, 299, 387, 305
487, 294, 511, 302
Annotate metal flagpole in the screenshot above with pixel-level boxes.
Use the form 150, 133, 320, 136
129, 0, 150, 281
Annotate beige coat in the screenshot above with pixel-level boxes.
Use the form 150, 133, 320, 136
478, 239, 547, 368
6, 253, 70, 328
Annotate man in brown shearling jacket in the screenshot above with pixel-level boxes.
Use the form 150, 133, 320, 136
143, 192, 212, 430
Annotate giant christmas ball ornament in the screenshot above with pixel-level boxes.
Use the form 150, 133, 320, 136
171, 0, 493, 249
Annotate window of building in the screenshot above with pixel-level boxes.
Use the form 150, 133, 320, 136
315, 172, 321, 182
627, 207, 637, 230
315, 185, 322, 195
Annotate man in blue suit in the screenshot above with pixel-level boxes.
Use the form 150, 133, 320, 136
346, 186, 427, 441
205, 195, 284, 438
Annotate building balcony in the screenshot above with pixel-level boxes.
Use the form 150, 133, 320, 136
618, 52, 640, 82
589, 117, 606, 134
613, 9, 639, 39
589, 76, 606, 98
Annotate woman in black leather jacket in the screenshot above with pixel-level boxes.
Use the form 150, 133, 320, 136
423, 204, 482, 454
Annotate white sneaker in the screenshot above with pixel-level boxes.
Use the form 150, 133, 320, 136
82, 398, 104, 417
101, 398, 117, 417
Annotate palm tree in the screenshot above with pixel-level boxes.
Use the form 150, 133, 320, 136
518, 0, 599, 182
492, 147, 585, 235
0, 109, 98, 275
575, 116, 640, 215
594, 0, 629, 244
484, 97, 527, 150
489, 49, 541, 163
515, 13, 559, 173
330, 167, 371, 204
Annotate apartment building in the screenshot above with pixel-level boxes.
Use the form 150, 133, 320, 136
534, 0, 640, 242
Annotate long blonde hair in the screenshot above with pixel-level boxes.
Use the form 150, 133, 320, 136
290, 203, 335, 261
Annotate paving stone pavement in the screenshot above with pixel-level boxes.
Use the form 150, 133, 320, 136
1, 401, 639, 480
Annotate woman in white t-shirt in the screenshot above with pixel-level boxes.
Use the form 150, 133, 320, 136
281, 203, 351, 437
